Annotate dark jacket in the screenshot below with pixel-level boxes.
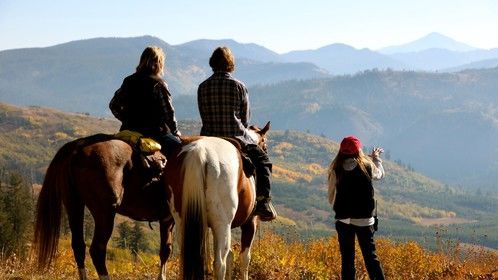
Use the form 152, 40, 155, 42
333, 164, 375, 219
110, 72, 178, 137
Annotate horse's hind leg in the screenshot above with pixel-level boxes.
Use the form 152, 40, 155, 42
89, 207, 116, 279
157, 217, 174, 280
64, 192, 87, 279
239, 218, 257, 280
212, 224, 232, 280
225, 249, 234, 280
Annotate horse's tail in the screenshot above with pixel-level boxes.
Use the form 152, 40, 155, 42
34, 140, 76, 270
181, 143, 208, 280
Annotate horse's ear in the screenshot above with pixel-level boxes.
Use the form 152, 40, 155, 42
260, 121, 271, 135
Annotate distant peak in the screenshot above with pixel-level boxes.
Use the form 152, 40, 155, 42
379, 32, 478, 54
300, 43, 354, 53
418, 32, 460, 43
425, 32, 448, 38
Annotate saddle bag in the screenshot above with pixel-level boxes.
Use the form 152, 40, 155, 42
114, 130, 166, 185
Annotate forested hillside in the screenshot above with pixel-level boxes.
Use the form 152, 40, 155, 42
246, 68, 498, 190
0, 102, 497, 249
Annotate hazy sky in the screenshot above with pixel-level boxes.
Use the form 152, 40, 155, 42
1, 0, 497, 53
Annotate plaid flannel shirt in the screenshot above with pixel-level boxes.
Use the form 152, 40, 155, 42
197, 71, 251, 142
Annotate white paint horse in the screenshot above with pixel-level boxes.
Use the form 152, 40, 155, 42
164, 122, 271, 280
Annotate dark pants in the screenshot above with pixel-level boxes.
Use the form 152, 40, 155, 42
335, 221, 385, 280
156, 132, 182, 158
244, 144, 272, 198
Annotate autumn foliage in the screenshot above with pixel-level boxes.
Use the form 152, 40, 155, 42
1, 232, 496, 280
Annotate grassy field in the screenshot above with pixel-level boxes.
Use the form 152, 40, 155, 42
1, 229, 496, 280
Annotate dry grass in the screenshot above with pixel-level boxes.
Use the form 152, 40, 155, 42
1, 233, 497, 280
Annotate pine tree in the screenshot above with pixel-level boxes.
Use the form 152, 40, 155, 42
116, 221, 132, 249
0, 169, 34, 256
130, 221, 147, 257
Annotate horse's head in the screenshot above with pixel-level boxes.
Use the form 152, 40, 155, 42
248, 121, 271, 152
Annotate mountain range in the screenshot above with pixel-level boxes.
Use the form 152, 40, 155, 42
1, 33, 498, 113
0, 36, 329, 115
280, 32, 498, 72
2, 34, 498, 191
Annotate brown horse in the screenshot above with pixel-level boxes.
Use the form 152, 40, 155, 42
164, 122, 271, 280
34, 134, 175, 280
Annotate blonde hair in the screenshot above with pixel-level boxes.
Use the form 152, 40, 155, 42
136, 46, 165, 76
209, 46, 235, 72
327, 149, 372, 183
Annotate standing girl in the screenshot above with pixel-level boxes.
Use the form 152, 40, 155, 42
328, 135, 385, 280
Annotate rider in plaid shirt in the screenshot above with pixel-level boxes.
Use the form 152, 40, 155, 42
197, 71, 250, 141
197, 47, 277, 221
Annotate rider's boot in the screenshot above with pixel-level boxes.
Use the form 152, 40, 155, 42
254, 195, 277, 221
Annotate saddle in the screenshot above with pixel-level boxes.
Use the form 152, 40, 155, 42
221, 137, 256, 178
114, 130, 167, 185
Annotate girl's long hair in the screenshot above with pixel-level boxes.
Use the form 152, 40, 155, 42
136, 46, 165, 76
328, 149, 372, 182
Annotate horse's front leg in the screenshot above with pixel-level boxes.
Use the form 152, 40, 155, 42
88, 209, 116, 279
239, 217, 257, 280
157, 216, 174, 280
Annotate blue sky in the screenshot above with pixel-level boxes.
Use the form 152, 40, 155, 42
1, 0, 497, 53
